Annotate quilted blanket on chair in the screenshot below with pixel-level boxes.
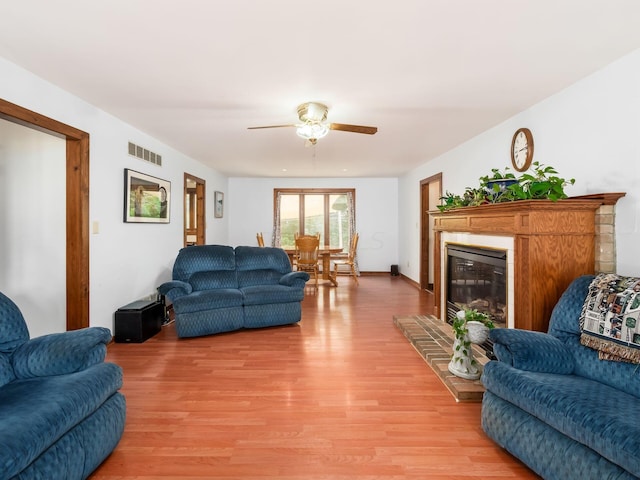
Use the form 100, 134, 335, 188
579, 273, 640, 363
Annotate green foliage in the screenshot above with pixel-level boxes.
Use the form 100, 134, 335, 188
438, 162, 575, 212
452, 309, 494, 339
451, 309, 494, 365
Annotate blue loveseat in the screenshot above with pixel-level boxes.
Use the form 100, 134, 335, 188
158, 245, 309, 338
0, 291, 125, 480
481, 275, 640, 479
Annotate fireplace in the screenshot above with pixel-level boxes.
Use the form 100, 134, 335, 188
446, 244, 507, 329
433, 196, 624, 333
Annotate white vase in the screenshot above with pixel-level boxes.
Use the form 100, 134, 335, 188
467, 320, 490, 344
448, 333, 481, 380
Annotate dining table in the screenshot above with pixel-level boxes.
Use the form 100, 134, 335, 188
284, 246, 343, 286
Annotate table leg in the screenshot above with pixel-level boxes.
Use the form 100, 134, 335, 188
322, 255, 338, 286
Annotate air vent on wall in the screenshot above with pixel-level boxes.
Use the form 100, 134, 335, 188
128, 142, 162, 166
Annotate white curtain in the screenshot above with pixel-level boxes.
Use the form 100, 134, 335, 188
272, 192, 282, 247
346, 192, 359, 275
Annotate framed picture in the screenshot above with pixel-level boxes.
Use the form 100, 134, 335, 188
124, 169, 171, 223
214, 191, 224, 218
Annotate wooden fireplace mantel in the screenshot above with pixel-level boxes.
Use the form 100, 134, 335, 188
432, 194, 625, 332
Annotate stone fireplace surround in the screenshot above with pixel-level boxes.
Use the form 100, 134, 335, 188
432, 193, 625, 333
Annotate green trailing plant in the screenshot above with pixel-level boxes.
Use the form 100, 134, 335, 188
439, 187, 487, 211
438, 162, 575, 211
479, 167, 517, 184
451, 309, 494, 366
506, 162, 575, 201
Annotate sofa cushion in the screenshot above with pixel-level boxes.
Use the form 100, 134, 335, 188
238, 269, 291, 287
235, 246, 290, 272
236, 246, 292, 287
570, 340, 640, 401
482, 361, 640, 475
548, 275, 594, 341
0, 362, 123, 479
189, 270, 238, 291
172, 289, 243, 314
172, 245, 237, 287
0, 353, 15, 388
240, 284, 306, 306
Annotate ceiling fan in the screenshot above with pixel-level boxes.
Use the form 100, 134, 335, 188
248, 102, 378, 145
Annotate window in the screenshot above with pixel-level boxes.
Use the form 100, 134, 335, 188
274, 188, 355, 249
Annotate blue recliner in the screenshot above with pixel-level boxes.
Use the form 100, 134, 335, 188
0, 291, 126, 479
481, 275, 640, 479
158, 245, 309, 338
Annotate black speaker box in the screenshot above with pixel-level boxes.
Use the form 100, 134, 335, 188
390, 264, 399, 276
114, 300, 163, 343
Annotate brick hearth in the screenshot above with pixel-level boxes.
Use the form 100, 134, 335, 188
393, 314, 488, 402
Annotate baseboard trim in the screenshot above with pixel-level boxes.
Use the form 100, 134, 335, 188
400, 274, 420, 290
356, 272, 421, 289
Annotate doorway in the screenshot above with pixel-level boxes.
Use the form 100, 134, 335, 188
420, 173, 442, 292
184, 173, 206, 246
0, 99, 89, 330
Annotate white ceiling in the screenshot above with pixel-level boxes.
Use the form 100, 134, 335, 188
2, 1, 640, 178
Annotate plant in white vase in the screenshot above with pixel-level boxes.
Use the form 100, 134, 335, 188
448, 309, 495, 380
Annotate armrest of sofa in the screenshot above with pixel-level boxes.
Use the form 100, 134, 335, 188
158, 280, 192, 301
279, 271, 310, 288
12, 327, 112, 379
490, 328, 575, 374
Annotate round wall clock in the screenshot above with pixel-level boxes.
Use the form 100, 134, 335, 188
510, 128, 534, 172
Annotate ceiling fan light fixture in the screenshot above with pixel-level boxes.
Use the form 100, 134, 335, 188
296, 122, 329, 143
297, 102, 328, 123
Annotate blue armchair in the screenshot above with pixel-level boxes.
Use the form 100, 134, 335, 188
481, 275, 640, 479
0, 291, 125, 479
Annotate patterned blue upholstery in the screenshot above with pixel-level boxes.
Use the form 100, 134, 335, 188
481, 276, 640, 479
548, 274, 595, 340
0, 292, 30, 388
0, 291, 125, 479
491, 328, 575, 374
159, 245, 309, 338
0, 291, 30, 352
172, 244, 237, 283
482, 391, 637, 480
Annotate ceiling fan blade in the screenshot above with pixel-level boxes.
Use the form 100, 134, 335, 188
247, 124, 295, 130
329, 123, 378, 135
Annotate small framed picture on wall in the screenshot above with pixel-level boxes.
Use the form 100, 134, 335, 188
214, 191, 224, 218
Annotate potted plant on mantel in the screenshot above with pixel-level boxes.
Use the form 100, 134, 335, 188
438, 162, 575, 212
448, 309, 495, 380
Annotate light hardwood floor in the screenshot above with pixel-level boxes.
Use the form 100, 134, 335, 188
92, 276, 538, 479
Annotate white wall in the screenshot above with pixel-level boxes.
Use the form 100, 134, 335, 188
228, 177, 398, 272
0, 120, 66, 337
399, 48, 640, 281
1, 57, 229, 333
6, 43, 640, 331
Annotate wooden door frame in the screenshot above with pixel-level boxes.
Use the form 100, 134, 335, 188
184, 173, 206, 246
419, 173, 442, 291
0, 98, 90, 330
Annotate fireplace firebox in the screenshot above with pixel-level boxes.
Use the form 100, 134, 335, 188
446, 244, 507, 330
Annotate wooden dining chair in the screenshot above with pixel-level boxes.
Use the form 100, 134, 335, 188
295, 235, 320, 289
256, 232, 265, 247
332, 232, 359, 285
